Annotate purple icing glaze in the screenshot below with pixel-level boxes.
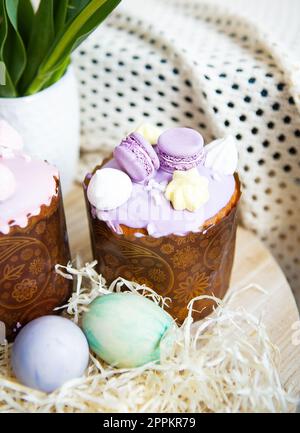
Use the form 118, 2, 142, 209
90, 158, 235, 238
114, 132, 159, 183
157, 127, 205, 173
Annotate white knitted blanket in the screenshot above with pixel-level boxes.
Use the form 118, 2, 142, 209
73, 0, 300, 303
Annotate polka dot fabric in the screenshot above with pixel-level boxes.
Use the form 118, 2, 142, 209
73, 0, 300, 304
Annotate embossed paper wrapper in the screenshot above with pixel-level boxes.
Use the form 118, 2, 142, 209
84, 175, 240, 324
0, 181, 72, 341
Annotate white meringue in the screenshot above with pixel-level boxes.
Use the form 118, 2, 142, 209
0, 120, 23, 158
204, 136, 238, 179
0, 163, 16, 201
135, 123, 162, 145
87, 168, 133, 211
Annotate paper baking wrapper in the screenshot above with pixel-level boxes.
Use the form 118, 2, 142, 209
85, 191, 239, 324
0, 183, 72, 341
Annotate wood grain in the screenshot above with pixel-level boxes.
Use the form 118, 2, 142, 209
65, 184, 300, 405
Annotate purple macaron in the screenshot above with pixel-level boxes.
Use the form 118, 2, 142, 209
114, 132, 160, 183
157, 127, 205, 173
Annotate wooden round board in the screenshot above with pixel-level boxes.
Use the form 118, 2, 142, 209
65, 184, 300, 407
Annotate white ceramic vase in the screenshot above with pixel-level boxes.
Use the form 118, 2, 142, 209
0, 67, 80, 193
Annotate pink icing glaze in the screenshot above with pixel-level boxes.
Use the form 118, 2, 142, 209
87, 155, 236, 238
0, 155, 58, 234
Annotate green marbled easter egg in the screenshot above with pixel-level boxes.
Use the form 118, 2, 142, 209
82, 293, 174, 368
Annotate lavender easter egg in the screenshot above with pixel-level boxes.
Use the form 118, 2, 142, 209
82, 293, 174, 368
11, 316, 89, 393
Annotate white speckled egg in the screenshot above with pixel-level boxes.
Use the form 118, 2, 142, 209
11, 316, 89, 393
82, 293, 174, 368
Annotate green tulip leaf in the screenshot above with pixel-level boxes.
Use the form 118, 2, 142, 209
17, 0, 35, 46
25, 0, 121, 95
54, 0, 68, 35
4, 0, 27, 86
66, 0, 90, 23
41, 55, 71, 91
0, 0, 122, 97
19, 0, 55, 94
0, 0, 17, 96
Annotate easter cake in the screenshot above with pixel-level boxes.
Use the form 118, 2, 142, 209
84, 125, 241, 323
0, 121, 72, 340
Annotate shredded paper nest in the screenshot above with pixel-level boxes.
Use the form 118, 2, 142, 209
0, 261, 297, 413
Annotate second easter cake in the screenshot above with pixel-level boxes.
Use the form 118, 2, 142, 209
84, 126, 241, 322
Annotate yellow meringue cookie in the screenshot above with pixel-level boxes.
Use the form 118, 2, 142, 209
135, 123, 162, 145
165, 168, 209, 212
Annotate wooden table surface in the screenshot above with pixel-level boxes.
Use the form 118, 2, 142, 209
65, 184, 300, 402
